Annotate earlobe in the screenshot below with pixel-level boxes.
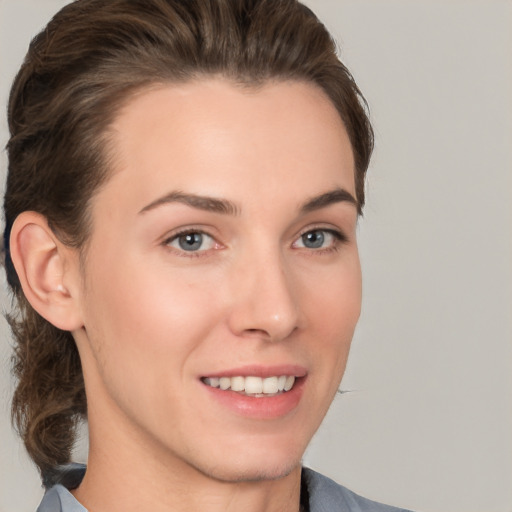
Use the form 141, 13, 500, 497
9, 212, 84, 331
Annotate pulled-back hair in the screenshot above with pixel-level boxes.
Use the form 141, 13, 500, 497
3, 0, 373, 479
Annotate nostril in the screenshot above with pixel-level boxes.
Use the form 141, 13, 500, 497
243, 328, 272, 338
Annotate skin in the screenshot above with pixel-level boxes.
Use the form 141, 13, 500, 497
13, 79, 362, 512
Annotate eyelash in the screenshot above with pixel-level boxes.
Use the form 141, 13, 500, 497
162, 226, 347, 257
163, 228, 219, 258
293, 227, 348, 253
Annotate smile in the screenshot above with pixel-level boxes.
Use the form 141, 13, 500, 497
202, 375, 296, 396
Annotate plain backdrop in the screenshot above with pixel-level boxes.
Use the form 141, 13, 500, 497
1, 1, 511, 511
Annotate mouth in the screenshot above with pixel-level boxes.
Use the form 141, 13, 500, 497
201, 375, 296, 397
200, 367, 307, 418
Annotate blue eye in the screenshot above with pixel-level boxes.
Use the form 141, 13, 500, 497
302, 230, 326, 248
294, 229, 342, 249
167, 231, 215, 252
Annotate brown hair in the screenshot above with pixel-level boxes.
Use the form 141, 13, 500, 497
3, 0, 373, 480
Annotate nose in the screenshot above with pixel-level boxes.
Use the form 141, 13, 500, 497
226, 247, 301, 342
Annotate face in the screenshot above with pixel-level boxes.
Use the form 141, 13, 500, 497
73, 79, 361, 482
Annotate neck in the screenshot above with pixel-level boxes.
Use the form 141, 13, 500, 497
73, 414, 302, 512
74, 451, 302, 512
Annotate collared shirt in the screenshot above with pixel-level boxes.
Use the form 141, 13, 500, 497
36, 465, 412, 512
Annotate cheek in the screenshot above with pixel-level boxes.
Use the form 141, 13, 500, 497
303, 255, 362, 330
89, 268, 221, 355
78, 254, 229, 428
290, 257, 361, 429
301, 256, 362, 372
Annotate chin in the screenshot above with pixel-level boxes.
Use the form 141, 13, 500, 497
199, 458, 302, 484
185, 443, 304, 484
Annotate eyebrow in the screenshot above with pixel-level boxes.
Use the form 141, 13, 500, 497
139, 191, 240, 216
299, 188, 358, 213
139, 187, 357, 216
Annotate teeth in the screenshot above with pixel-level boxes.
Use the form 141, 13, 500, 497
262, 376, 278, 394
230, 376, 245, 392
245, 376, 263, 394
284, 375, 295, 391
203, 375, 296, 395
219, 377, 231, 390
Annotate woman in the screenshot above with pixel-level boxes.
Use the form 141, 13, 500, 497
4, 0, 410, 510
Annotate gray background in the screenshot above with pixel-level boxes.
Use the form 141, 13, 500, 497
1, 0, 511, 511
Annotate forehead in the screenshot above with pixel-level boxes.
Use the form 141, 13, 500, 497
99, 78, 355, 215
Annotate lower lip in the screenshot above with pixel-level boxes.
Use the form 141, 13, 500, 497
201, 377, 306, 419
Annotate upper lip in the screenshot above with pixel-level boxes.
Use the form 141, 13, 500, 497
201, 364, 307, 379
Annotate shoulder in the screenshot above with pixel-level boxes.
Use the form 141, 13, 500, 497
36, 485, 87, 512
303, 467, 413, 512
36, 464, 87, 512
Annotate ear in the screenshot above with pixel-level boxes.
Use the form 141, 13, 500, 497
9, 211, 84, 331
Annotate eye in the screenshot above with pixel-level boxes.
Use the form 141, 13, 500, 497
293, 229, 344, 250
166, 231, 216, 252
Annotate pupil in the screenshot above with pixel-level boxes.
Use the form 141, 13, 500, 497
179, 233, 202, 251
303, 231, 324, 248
